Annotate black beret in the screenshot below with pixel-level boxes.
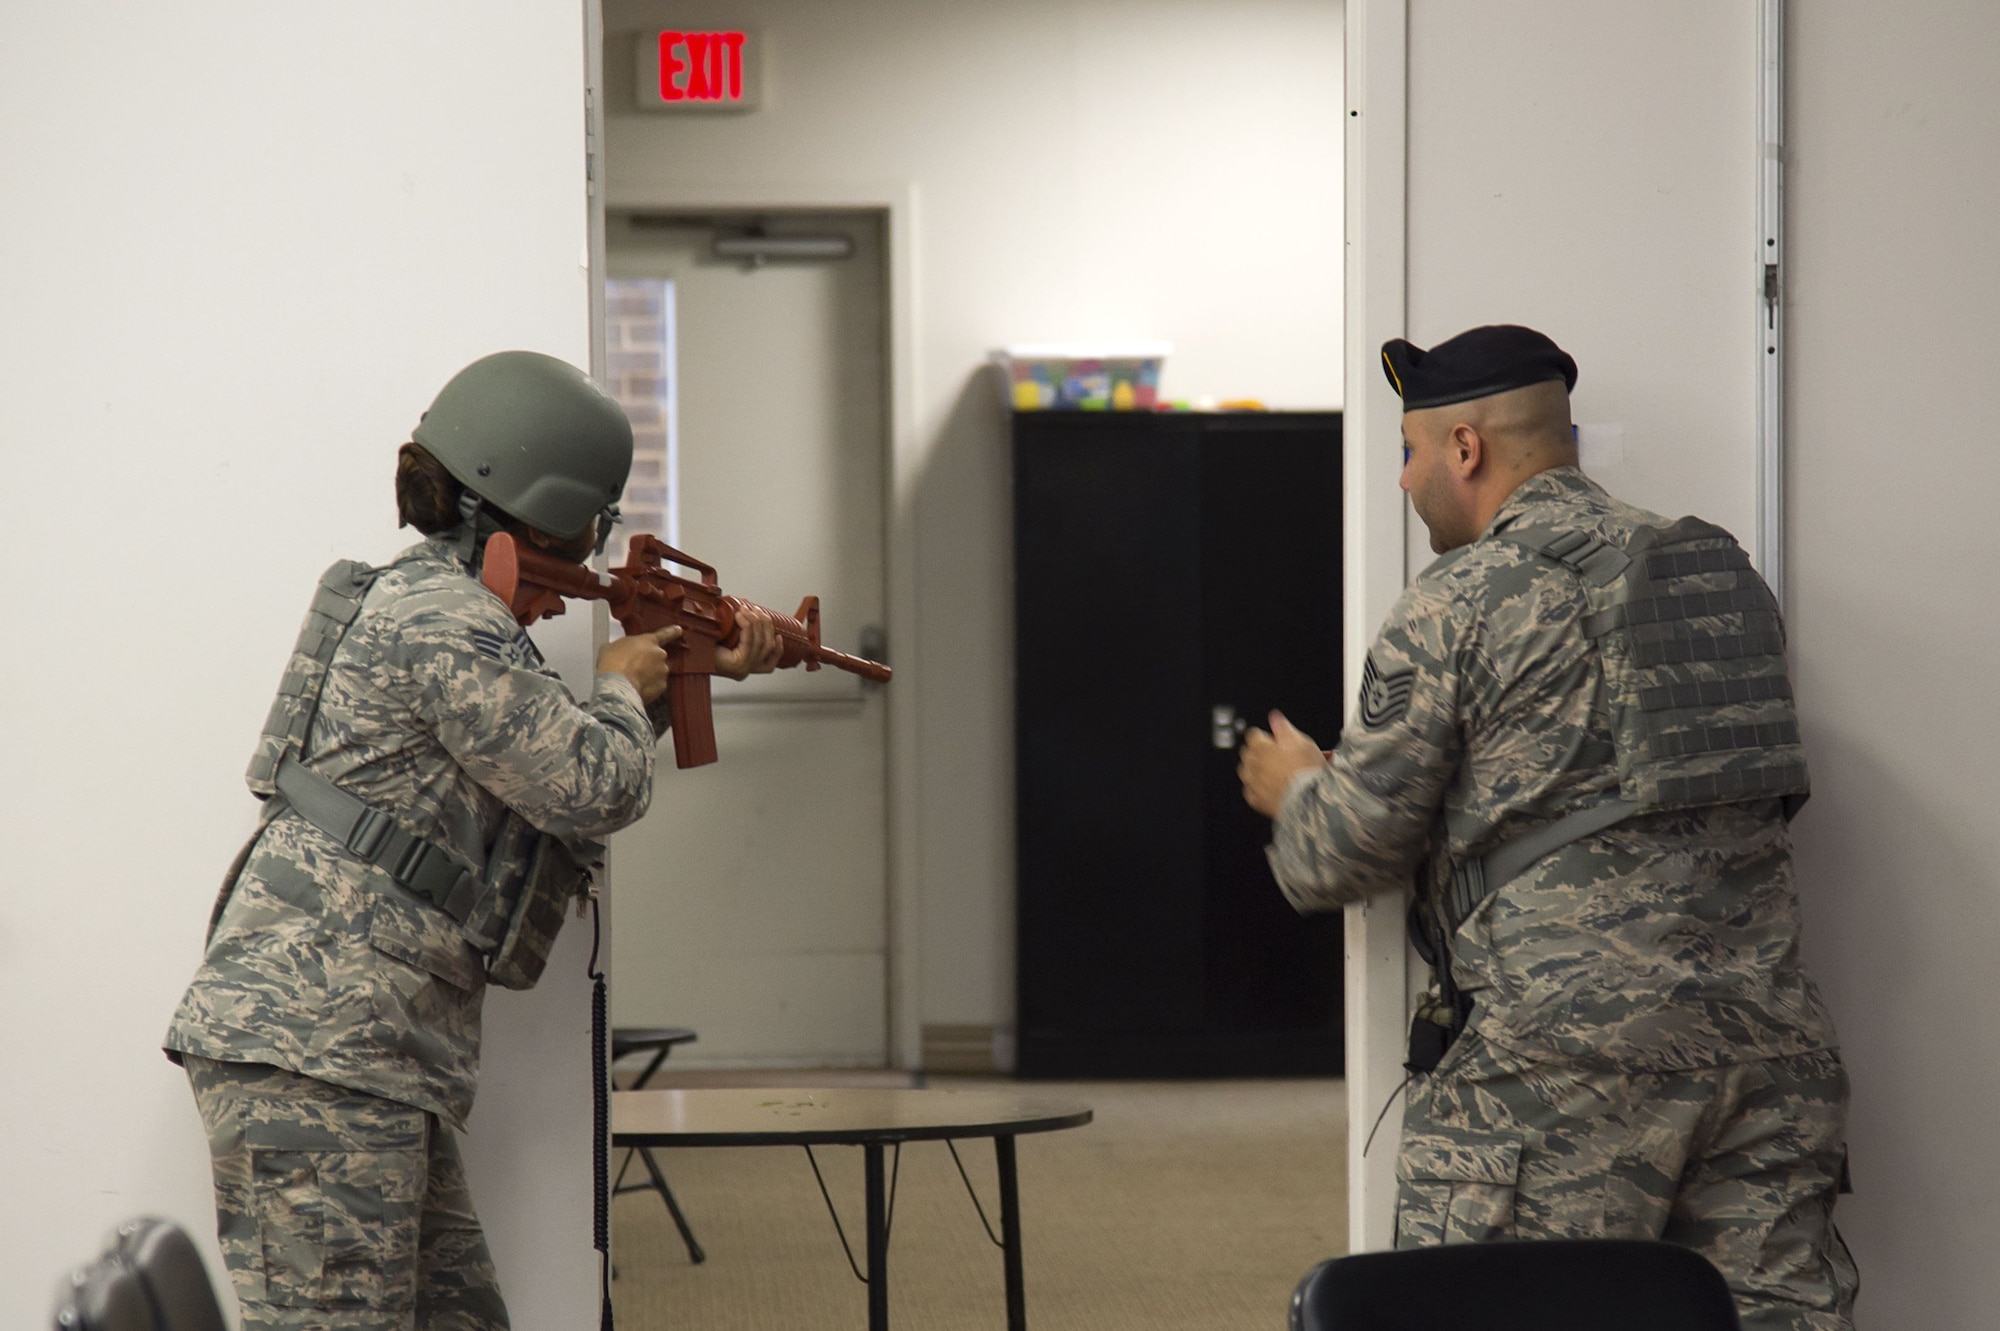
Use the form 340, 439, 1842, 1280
1380, 325, 1577, 411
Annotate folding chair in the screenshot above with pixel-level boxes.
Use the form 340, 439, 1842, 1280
52, 1260, 152, 1331
112, 1219, 226, 1331
1290, 1239, 1741, 1331
53, 1218, 225, 1331
612, 1026, 706, 1264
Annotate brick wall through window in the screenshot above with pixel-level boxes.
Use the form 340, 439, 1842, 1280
604, 278, 677, 550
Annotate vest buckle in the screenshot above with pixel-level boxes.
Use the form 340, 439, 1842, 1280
346, 808, 393, 859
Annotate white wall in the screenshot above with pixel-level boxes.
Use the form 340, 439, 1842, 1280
1406, 0, 1760, 537
0, 4, 600, 1326
1786, 2, 2000, 1324
601, 0, 1345, 1057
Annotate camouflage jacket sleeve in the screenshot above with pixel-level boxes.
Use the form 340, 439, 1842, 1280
1267, 572, 1471, 909
645, 689, 675, 738
388, 594, 658, 842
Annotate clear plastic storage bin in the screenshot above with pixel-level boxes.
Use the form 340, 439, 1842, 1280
991, 342, 1171, 411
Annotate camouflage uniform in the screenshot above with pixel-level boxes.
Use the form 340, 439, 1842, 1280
1268, 467, 1856, 1330
182, 1055, 506, 1331
166, 536, 660, 1329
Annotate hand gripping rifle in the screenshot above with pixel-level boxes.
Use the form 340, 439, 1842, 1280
481, 531, 892, 769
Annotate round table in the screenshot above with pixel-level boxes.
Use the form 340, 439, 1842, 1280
613, 1088, 1093, 1331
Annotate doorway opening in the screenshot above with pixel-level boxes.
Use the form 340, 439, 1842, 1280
604, 208, 894, 1071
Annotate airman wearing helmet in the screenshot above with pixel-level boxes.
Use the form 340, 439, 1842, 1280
166, 352, 778, 1330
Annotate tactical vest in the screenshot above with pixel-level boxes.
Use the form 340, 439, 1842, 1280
1517, 516, 1810, 814
1408, 516, 1813, 1072
1438, 517, 1809, 931
225, 556, 595, 991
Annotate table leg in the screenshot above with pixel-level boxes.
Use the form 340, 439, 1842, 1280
636, 1148, 707, 1265
865, 1142, 890, 1331
633, 1046, 671, 1089
996, 1135, 1025, 1331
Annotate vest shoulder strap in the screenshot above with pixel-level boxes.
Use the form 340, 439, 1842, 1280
272, 752, 481, 923
245, 560, 381, 795
1444, 798, 1639, 931
1488, 524, 1632, 586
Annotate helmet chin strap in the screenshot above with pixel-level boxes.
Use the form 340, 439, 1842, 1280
594, 503, 622, 559
447, 490, 508, 573
443, 493, 620, 568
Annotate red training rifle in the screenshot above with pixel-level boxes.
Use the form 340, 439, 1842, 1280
481, 531, 891, 769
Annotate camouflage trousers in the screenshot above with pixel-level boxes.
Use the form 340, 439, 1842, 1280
185, 1056, 510, 1331
1395, 1035, 1857, 1331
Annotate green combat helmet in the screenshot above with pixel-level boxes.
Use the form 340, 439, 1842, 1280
414, 350, 633, 546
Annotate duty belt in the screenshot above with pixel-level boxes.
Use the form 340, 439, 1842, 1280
273, 752, 481, 923
1443, 797, 1639, 932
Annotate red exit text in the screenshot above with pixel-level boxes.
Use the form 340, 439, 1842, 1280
657, 31, 748, 103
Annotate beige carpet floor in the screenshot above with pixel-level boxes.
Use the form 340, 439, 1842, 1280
609, 1073, 1348, 1330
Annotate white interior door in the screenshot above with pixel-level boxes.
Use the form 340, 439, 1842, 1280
606, 212, 889, 1068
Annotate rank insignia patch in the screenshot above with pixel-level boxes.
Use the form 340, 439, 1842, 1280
469, 626, 540, 668
1359, 653, 1416, 730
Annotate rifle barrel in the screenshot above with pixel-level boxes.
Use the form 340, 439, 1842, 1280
813, 646, 893, 682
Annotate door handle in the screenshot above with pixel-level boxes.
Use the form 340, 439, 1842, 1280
857, 624, 888, 692
1210, 704, 1249, 750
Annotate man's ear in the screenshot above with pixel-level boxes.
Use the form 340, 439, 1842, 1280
1451, 422, 1483, 476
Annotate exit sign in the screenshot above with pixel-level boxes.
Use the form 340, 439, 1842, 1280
637, 29, 761, 111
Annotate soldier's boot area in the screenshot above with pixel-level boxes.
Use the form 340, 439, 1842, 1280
185, 1056, 510, 1330
1394, 1035, 1857, 1331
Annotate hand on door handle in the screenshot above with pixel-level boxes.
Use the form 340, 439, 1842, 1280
1237, 710, 1329, 819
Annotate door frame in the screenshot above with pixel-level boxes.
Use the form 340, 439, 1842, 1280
1343, 0, 1414, 1253
601, 180, 923, 1072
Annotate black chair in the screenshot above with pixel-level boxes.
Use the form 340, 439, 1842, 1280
113, 1219, 226, 1331
52, 1261, 153, 1331
54, 1218, 226, 1331
1290, 1240, 1742, 1331
611, 1026, 705, 1264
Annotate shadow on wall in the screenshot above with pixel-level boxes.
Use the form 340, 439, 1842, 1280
913, 361, 1014, 687
1787, 721, 2000, 1328
907, 364, 1019, 1020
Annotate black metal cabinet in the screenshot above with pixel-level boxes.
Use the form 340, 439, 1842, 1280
1013, 410, 1345, 1078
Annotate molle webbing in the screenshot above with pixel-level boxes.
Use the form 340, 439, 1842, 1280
1642, 713, 1799, 758
1525, 529, 1631, 586
1501, 517, 1809, 818
1617, 617, 1788, 669
1638, 672, 1792, 713
1655, 761, 1809, 810
1601, 518, 1807, 813
1583, 585, 1775, 636
245, 561, 379, 795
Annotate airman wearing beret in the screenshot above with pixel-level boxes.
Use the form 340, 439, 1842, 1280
1239, 325, 1856, 1330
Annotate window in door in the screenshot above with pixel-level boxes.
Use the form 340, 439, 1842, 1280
604, 277, 679, 549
